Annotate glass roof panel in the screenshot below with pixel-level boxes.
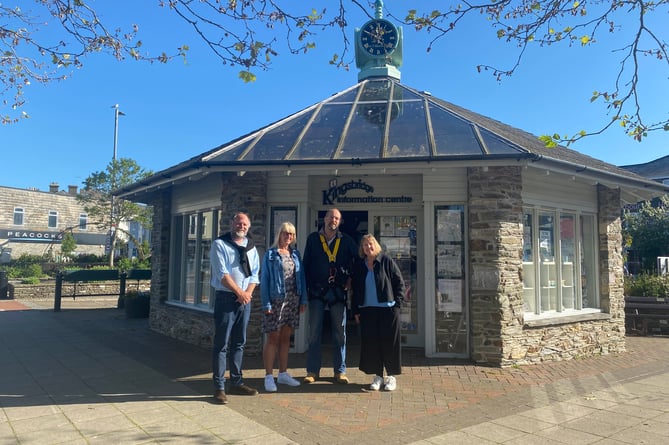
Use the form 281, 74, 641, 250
207, 139, 253, 162
328, 86, 362, 103
241, 111, 314, 161
359, 79, 395, 103
386, 99, 430, 157
429, 103, 483, 156
339, 103, 386, 159
290, 103, 350, 160
478, 127, 524, 154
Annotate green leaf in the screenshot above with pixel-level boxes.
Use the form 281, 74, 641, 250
238, 71, 256, 82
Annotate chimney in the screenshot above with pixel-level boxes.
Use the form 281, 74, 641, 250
49, 183, 59, 193
68, 185, 78, 196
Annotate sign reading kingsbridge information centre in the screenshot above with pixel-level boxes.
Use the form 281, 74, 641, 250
321, 179, 413, 205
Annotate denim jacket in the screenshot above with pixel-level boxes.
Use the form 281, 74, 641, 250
260, 247, 307, 312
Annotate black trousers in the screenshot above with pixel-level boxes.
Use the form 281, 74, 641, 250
358, 305, 402, 376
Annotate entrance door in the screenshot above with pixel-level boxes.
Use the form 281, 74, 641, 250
371, 213, 421, 347
315, 210, 421, 347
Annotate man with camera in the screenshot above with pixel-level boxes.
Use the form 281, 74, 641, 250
302, 208, 358, 384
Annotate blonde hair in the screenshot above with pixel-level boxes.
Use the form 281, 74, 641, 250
272, 222, 297, 248
358, 233, 382, 258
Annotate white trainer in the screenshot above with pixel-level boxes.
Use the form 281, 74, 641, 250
370, 375, 383, 391
264, 374, 277, 392
384, 375, 397, 391
277, 372, 301, 387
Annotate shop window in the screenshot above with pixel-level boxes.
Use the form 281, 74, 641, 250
48, 210, 58, 228
523, 208, 599, 316
169, 210, 218, 308
13, 207, 24, 225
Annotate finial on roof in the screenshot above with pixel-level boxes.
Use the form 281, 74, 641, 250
375, 0, 384, 19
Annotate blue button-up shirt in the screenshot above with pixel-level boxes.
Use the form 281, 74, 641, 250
209, 237, 260, 292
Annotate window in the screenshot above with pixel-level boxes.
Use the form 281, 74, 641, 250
48, 210, 58, 228
13, 208, 24, 225
169, 210, 219, 308
79, 213, 88, 230
523, 207, 599, 316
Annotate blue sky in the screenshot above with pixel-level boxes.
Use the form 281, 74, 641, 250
3, 1, 667, 191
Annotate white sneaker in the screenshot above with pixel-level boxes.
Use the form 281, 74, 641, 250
264, 374, 277, 392
277, 372, 301, 387
384, 375, 397, 391
370, 375, 383, 391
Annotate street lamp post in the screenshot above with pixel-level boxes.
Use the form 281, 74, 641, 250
109, 104, 124, 265
112, 104, 125, 161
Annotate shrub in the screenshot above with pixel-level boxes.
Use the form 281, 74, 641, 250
624, 274, 669, 298
4, 262, 45, 280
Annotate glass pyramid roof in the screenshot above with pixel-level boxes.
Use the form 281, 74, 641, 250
203, 78, 529, 164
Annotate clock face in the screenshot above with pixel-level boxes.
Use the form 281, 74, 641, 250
360, 19, 398, 56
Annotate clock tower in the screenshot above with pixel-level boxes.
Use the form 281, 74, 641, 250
355, 0, 403, 81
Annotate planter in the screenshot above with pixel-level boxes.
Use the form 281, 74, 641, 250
124, 294, 150, 318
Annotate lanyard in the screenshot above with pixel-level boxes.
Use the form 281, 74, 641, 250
319, 234, 341, 263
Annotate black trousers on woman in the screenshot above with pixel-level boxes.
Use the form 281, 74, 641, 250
358, 305, 402, 376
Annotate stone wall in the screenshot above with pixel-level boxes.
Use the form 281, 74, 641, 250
467, 166, 524, 365
511, 185, 625, 365
8, 280, 150, 300
468, 169, 626, 366
147, 172, 268, 354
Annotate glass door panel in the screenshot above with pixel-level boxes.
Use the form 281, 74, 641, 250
373, 215, 419, 346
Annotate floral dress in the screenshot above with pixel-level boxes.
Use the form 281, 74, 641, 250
261, 252, 301, 333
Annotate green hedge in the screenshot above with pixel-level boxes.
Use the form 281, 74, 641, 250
624, 274, 669, 298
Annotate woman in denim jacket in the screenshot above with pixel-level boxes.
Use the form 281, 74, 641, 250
260, 222, 307, 392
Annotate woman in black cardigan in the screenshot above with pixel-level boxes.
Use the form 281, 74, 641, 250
351, 234, 405, 391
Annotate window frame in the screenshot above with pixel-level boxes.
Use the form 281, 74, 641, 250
523, 206, 600, 319
168, 209, 220, 310
79, 213, 88, 231
48, 210, 58, 229
13, 207, 24, 226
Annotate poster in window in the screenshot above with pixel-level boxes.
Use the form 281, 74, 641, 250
436, 209, 462, 242
437, 244, 462, 277
270, 207, 297, 245
380, 216, 395, 236
437, 279, 462, 312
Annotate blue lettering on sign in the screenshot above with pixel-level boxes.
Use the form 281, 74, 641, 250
321, 179, 412, 205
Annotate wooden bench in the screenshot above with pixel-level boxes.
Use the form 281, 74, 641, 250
54, 269, 151, 312
624, 296, 669, 336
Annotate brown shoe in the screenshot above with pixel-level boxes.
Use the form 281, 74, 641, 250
213, 389, 228, 404
303, 373, 318, 384
228, 384, 258, 396
334, 373, 349, 384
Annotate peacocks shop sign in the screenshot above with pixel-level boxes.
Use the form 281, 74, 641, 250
321, 178, 413, 205
0, 229, 106, 244
1, 229, 63, 242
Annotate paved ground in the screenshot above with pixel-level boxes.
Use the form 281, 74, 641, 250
1, 297, 669, 444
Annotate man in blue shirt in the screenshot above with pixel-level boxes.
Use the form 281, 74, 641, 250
210, 212, 260, 404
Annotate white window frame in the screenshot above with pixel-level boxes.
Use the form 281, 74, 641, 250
168, 209, 219, 310
48, 210, 58, 229
523, 206, 600, 320
13, 207, 24, 226
79, 213, 88, 230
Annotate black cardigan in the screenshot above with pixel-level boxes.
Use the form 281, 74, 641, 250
351, 252, 405, 316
